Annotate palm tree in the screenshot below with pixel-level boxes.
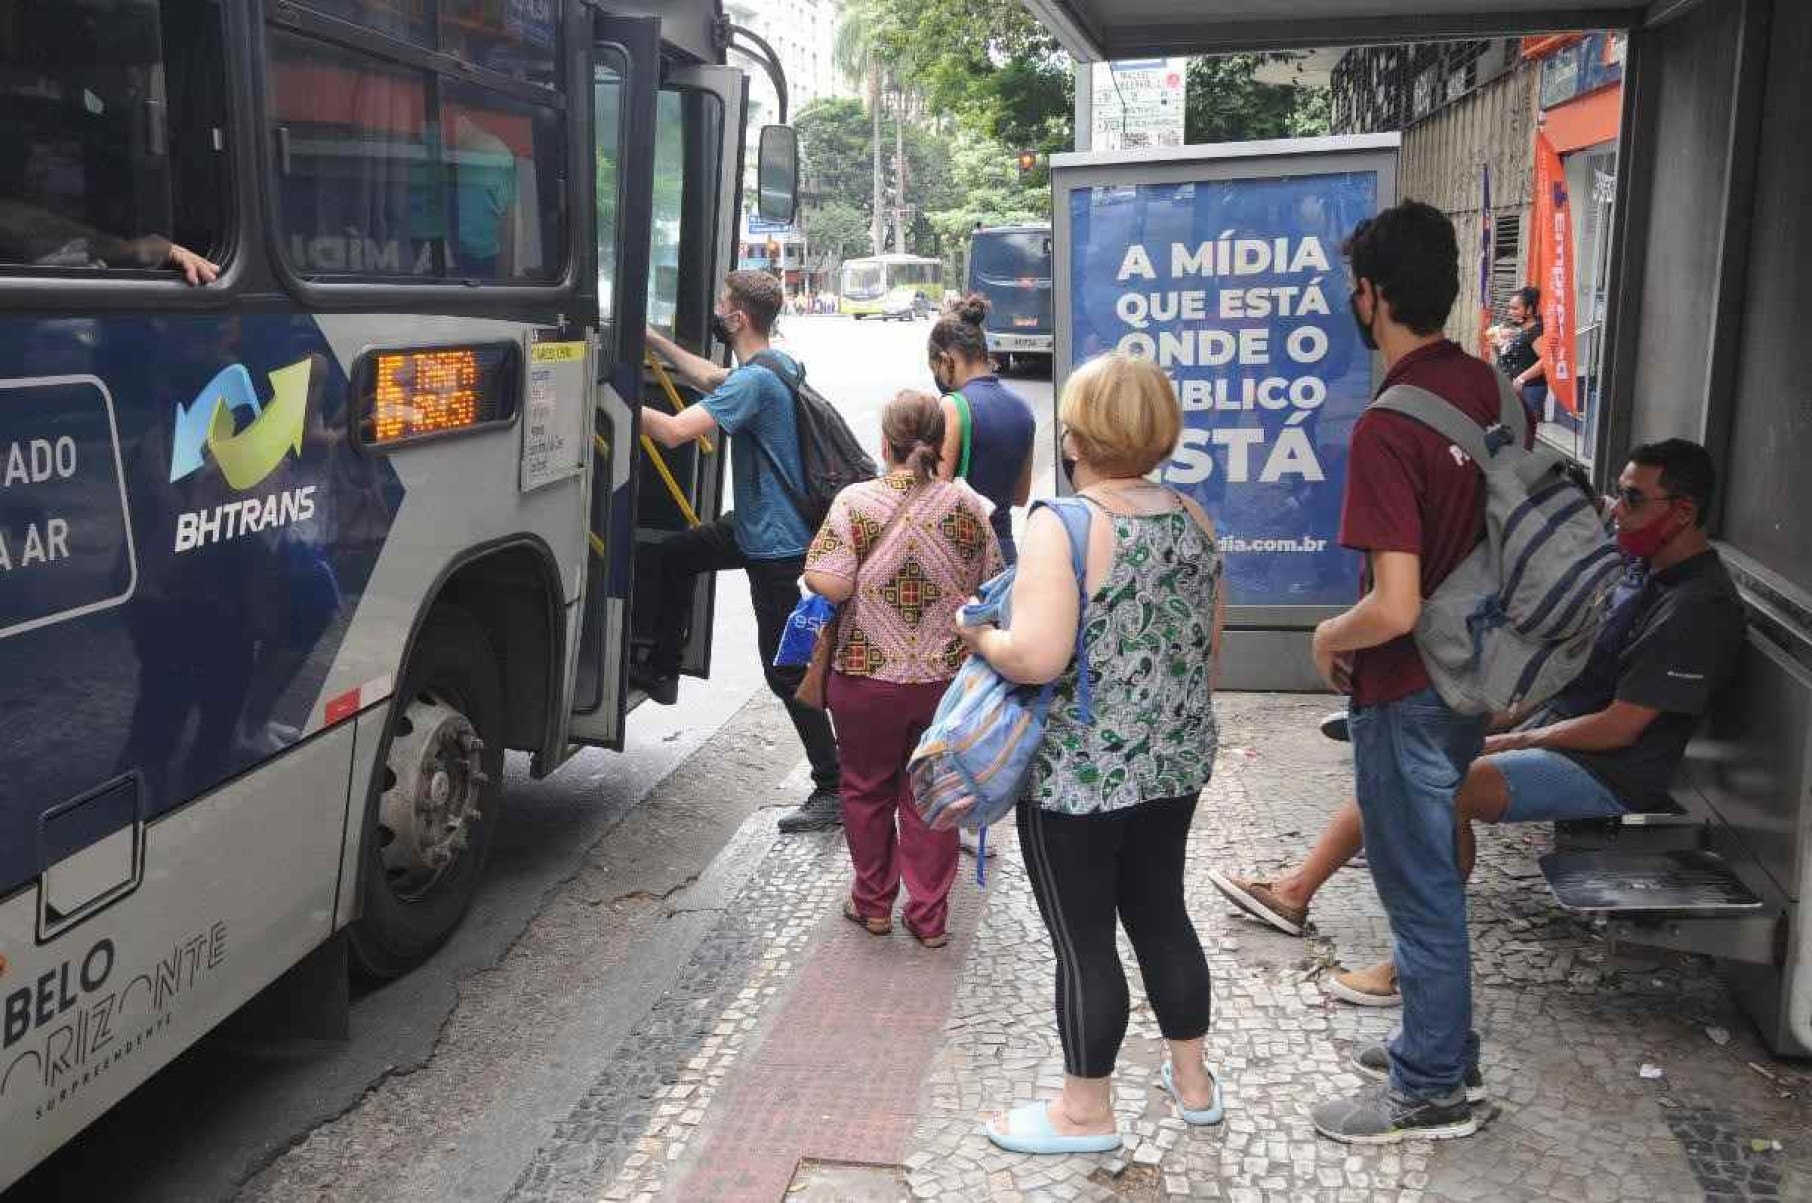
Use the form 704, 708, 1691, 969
834, 0, 888, 255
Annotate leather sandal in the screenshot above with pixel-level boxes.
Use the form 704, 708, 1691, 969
843, 898, 891, 936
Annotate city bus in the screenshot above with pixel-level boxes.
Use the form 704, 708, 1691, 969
965, 224, 1053, 370
838, 252, 943, 319
0, 0, 794, 1186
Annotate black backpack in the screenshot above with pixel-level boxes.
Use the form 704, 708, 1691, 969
745, 351, 877, 529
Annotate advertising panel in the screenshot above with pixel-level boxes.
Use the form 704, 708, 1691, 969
1053, 137, 1398, 687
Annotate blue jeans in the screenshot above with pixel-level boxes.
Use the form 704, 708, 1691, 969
1350, 686, 1487, 1100
1493, 748, 1626, 823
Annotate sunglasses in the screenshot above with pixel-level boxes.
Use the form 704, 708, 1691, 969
1615, 486, 1677, 510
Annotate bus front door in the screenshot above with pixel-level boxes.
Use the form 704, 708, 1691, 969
571, 42, 746, 747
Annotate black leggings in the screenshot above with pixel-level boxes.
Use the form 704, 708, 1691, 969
1017, 793, 1211, 1078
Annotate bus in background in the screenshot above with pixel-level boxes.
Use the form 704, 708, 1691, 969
0, 0, 794, 1186
839, 253, 943, 319
965, 224, 1053, 372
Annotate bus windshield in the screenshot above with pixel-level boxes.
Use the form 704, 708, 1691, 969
969, 230, 1051, 284
842, 260, 884, 298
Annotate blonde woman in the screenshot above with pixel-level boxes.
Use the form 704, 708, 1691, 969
959, 352, 1226, 1154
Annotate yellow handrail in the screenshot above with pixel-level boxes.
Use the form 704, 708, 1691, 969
637, 434, 701, 528
644, 354, 715, 455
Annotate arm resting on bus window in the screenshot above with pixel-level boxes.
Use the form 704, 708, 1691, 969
1311, 549, 1421, 692
645, 326, 731, 391
640, 402, 719, 449
1485, 700, 1660, 755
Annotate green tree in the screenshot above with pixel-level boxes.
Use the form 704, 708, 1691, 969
798, 200, 871, 279
835, 0, 906, 255
1184, 54, 1330, 144
924, 127, 1046, 282
794, 97, 874, 212
857, 0, 1072, 190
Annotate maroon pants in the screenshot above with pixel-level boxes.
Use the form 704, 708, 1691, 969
826, 672, 959, 939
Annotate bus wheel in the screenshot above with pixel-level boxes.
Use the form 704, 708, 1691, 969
349, 604, 504, 979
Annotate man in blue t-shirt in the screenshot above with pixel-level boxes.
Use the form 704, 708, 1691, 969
642, 270, 841, 833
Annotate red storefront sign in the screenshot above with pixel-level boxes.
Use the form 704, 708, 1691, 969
1530, 131, 1580, 415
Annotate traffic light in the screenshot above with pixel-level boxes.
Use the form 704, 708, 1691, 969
1015, 149, 1038, 179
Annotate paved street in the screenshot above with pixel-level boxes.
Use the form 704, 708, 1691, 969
11, 321, 1810, 1202
251, 697, 1809, 1203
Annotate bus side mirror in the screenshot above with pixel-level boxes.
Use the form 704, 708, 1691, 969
756, 125, 798, 226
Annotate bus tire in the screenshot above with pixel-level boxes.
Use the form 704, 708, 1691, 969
348, 603, 505, 979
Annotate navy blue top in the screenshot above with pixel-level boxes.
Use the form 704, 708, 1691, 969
952, 375, 1035, 557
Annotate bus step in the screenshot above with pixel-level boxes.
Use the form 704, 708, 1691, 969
1539, 848, 1764, 915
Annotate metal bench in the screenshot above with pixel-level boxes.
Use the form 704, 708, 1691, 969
1535, 629, 1810, 1056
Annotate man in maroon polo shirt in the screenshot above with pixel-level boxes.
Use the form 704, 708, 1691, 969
1306, 201, 1504, 1145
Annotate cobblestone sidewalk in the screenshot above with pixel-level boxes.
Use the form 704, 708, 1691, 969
561, 695, 1811, 1202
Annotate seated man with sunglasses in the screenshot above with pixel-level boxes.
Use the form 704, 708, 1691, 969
1209, 438, 1747, 1014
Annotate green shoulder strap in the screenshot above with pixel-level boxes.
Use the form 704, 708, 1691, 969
949, 390, 973, 479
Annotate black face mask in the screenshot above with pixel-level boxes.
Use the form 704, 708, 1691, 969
1060, 455, 1079, 490
1349, 288, 1379, 352
709, 312, 736, 346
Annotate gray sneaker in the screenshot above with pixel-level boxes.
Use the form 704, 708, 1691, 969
1312, 1083, 1477, 1145
1353, 1043, 1486, 1103
778, 787, 842, 833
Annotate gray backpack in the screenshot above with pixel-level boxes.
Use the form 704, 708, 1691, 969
1373, 375, 1619, 716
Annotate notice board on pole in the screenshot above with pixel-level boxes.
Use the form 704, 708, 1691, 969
1051, 135, 1400, 690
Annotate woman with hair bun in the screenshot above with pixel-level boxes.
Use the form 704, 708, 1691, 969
803, 390, 1003, 947
929, 294, 1037, 563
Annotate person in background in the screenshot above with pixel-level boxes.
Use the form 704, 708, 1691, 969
963, 353, 1226, 1155
641, 269, 843, 835
929, 295, 1036, 563
803, 391, 1002, 948
1493, 286, 1546, 421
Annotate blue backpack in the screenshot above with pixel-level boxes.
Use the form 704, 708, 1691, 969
908, 498, 1093, 882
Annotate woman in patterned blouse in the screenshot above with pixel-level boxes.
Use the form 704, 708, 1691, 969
803, 391, 1003, 948
959, 353, 1227, 1155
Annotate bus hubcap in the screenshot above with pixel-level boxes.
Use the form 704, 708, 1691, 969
379, 696, 487, 900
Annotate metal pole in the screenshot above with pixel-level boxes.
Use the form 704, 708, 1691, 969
1073, 61, 1092, 153
894, 92, 907, 254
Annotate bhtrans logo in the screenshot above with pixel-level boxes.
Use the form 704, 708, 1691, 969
169, 361, 317, 553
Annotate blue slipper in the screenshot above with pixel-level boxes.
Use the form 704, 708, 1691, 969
1159, 1062, 1225, 1125
983, 1100, 1122, 1155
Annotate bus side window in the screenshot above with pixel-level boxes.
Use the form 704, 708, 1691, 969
0, 0, 228, 277
266, 10, 567, 284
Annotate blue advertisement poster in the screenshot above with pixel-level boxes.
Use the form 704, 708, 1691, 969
1067, 171, 1379, 607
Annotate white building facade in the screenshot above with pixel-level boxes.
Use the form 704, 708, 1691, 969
725, 0, 856, 130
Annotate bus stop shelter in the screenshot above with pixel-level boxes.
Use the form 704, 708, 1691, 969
1021, 0, 1812, 1055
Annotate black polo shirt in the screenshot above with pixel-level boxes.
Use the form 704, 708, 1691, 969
1539, 548, 1747, 812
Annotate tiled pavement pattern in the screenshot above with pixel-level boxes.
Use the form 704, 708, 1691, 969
506, 829, 840, 1203
546, 695, 1811, 1201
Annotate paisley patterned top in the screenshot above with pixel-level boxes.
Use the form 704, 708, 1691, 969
1032, 508, 1221, 814
805, 473, 1003, 684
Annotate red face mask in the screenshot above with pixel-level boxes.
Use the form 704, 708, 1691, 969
1615, 506, 1679, 561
